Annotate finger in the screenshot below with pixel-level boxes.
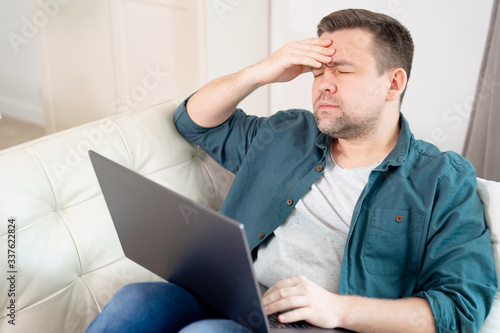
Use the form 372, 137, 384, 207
263, 277, 301, 298
284, 55, 323, 71
263, 277, 308, 306
284, 39, 335, 57
264, 295, 308, 315
263, 279, 295, 298
263, 287, 294, 306
290, 49, 332, 66
277, 306, 312, 324
263, 286, 290, 306
288, 41, 336, 58
271, 41, 335, 75
300, 37, 333, 48
263, 276, 313, 304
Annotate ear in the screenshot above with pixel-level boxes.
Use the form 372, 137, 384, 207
386, 68, 407, 102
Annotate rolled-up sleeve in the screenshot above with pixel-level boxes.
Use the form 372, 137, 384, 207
174, 96, 267, 174
415, 158, 498, 332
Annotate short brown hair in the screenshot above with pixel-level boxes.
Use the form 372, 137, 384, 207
317, 9, 414, 102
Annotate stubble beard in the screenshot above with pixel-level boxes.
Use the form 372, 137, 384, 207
313, 94, 383, 140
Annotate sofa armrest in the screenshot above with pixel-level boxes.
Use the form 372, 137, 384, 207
477, 178, 500, 332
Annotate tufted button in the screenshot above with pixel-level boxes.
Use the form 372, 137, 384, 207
395, 215, 403, 222
259, 233, 265, 239
286, 199, 293, 206
316, 165, 323, 172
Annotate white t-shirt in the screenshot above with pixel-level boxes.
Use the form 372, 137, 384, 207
253, 152, 383, 293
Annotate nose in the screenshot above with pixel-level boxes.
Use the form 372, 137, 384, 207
315, 70, 337, 94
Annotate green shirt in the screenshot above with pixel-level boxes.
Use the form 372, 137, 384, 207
175, 100, 497, 332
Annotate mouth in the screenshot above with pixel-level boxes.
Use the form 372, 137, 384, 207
316, 101, 341, 111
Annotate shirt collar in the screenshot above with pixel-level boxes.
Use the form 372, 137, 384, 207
376, 113, 412, 171
315, 132, 332, 150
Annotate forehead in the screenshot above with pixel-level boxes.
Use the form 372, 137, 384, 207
320, 29, 376, 66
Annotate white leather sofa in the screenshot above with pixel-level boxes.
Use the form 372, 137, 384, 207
0, 96, 499, 332
0, 96, 235, 332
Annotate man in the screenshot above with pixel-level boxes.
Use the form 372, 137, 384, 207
87, 8, 497, 333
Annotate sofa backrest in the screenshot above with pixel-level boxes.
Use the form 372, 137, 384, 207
477, 178, 500, 332
0, 97, 234, 332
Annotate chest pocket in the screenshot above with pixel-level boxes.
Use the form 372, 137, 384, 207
363, 209, 425, 276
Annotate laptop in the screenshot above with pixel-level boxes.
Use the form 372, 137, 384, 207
89, 150, 352, 332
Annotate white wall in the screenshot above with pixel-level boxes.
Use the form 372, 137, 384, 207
0, 0, 493, 149
0, 0, 270, 129
0, 0, 44, 126
35, 0, 209, 132
269, 0, 493, 154
205, 0, 270, 117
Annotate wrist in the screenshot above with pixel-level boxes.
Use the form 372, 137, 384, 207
242, 62, 269, 87
331, 293, 349, 328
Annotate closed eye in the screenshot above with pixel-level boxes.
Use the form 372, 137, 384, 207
312, 68, 324, 77
312, 66, 353, 77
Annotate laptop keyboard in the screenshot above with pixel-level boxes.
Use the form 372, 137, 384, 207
268, 313, 310, 329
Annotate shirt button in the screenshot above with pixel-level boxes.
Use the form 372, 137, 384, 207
286, 199, 293, 206
316, 165, 323, 172
259, 233, 265, 239
395, 215, 403, 222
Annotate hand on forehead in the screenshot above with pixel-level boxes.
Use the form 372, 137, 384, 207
319, 29, 374, 68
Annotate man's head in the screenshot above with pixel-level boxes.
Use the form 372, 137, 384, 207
312, 9, 414, 140
317, 9, 414, 101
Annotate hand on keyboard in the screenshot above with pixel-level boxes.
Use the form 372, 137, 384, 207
262, 276, 341, 329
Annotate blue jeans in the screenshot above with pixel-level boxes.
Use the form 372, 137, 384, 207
86, 282, 252, 332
